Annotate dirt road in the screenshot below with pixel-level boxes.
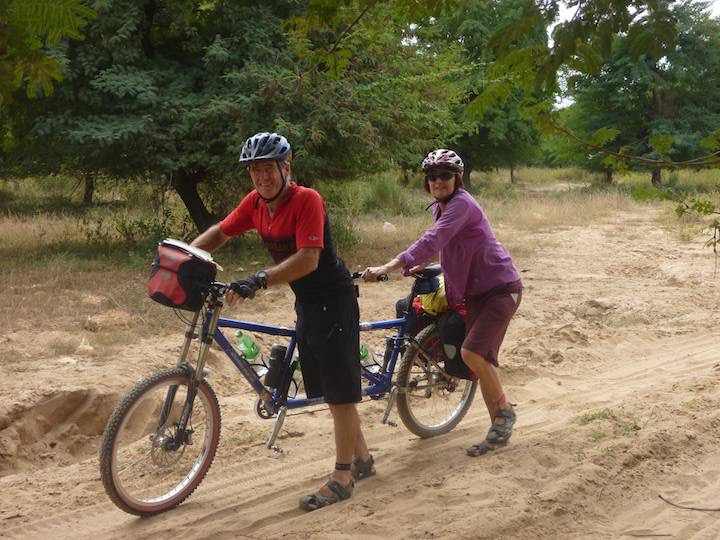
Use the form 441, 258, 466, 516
2, 206, 720, 539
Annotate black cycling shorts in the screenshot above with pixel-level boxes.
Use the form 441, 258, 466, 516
295, 290, 361, 405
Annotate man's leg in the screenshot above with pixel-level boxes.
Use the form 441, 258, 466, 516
311, 403, 361, 494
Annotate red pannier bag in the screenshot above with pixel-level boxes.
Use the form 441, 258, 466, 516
148, 239, 219, 311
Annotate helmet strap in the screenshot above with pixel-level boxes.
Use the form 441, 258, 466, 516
434, 187, 458, 205
258, 160, 289, 204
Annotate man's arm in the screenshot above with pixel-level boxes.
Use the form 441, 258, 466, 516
191, 224, 230, 253
264, 247, 321, 286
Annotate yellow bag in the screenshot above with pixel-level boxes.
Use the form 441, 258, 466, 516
419, 276, 449, 316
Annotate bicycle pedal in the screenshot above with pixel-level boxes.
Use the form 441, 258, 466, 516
386, 420, 397, 428
268, 444, 284, 454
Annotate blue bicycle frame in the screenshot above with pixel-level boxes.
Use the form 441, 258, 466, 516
213, 316, 408, 408
193, 267, 441, 452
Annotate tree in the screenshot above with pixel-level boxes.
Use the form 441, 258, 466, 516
427, 0, 546, 186
563, 2, 720, 184
5, 0, 463, 229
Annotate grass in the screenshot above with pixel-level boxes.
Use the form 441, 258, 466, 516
2, 166, 718, 336
577, 408, 617, 425
577, 407, 643, 439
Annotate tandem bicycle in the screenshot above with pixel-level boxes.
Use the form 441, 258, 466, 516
99, 263, 477, 516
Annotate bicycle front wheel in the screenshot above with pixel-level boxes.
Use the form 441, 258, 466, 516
99, 367, 221, 516
396, 324, 477, 438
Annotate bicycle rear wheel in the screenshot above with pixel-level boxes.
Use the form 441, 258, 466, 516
396, 324, 477, 438
99, 367, 221, 516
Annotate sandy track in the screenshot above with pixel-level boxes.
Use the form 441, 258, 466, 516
2, 206, 720, 539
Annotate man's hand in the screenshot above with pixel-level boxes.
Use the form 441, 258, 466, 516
227, 275, 262, 305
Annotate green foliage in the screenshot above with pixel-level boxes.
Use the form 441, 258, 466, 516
361, 174, 412, 216
556, 2, 720, 177
419, 0, 547, 177
4, 0, 463, 231
1, 0, 95, 105
629, 186, 674, 202
590, 128, 621, 147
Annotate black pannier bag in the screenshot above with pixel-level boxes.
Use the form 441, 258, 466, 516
148, 239, 218, 311
437, 309, 477, 381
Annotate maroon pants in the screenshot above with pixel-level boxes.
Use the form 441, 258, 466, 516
462, 281, 522, 367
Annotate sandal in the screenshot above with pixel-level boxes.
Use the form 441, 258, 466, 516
485, 406, 516, 445
351, 455, 376, 481
299, 479, 354, 512
466, 440, 504, 457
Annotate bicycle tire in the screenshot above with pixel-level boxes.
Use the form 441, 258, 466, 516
99, 367, 221, 516
396, 324, 477, 438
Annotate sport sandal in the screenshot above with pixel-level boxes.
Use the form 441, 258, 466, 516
299, 479, 354, 512
485, 406, 516, 445
351, 455, 376, 481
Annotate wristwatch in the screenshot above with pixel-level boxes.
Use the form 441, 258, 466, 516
255, 270, 269, 289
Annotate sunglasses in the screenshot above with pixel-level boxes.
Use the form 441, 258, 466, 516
425, 171, 456, 182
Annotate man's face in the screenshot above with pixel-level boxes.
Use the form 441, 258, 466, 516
247, 160, 289, 200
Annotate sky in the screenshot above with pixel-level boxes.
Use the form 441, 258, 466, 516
557, 0, 720, 23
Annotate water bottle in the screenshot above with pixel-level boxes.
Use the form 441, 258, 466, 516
264, 344, 287, 389
359, 344, 370, 364
291, 353, 304, 395
235, 330, 259, 360
360, 343, 381, 374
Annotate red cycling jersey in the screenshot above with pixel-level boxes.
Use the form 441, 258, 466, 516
219, 182, 352, 299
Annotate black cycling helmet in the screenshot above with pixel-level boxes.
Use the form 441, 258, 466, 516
239, 132, 292, 164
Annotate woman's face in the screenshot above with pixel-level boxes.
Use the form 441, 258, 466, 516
426, 168, 457, 200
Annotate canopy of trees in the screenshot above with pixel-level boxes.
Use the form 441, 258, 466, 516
2, 0, 719, 229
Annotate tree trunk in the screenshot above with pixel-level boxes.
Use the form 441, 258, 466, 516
172, 169, 215, 232
462, 165, 472, 191
604, 168, 613, 184
509, 164, 515, 183
82, 170, 95, 206
401, 168, 410, 186
651, 168, 662, 187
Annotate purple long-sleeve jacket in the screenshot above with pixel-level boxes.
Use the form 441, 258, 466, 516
397, 189, 520, 306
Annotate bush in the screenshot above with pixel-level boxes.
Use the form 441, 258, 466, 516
362, 173, 412, 216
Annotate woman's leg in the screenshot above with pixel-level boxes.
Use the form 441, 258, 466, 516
461, 348, 509, 422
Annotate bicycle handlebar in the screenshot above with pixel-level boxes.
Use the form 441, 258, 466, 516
351, 271, 389, 281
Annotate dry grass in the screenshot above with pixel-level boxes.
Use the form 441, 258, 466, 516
484, 190, 645, 231
2, 168, 716, 341
615, 169, 720, 190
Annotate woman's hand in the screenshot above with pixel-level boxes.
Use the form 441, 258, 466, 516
407, 263, 429, 275
362, 265, 389, 282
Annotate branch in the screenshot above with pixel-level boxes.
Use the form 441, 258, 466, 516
658, 494, 720, 512
550, 120, 720, 168
329, 0, 379, 54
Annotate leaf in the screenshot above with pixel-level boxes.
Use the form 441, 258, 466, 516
590, 127, 620, 146
649, 135, 673, 154
700, 130, 720, 151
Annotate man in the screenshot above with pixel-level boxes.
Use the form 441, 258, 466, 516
191, 132, 374, 511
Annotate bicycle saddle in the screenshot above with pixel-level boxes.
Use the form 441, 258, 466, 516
413, 264, 442, 279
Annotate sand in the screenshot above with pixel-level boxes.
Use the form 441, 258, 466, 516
2, 205, 720, 539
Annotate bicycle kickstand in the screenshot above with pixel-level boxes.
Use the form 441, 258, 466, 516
380, 386, 398, 427
266, 406, 287, 454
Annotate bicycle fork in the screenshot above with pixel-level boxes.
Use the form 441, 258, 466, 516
157, 307, 218, 446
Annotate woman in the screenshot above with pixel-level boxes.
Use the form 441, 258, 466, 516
363, 149, 522, 456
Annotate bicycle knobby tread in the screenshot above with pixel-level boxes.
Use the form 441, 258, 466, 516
396, 324, 477, 438
99, 367, 221, 516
